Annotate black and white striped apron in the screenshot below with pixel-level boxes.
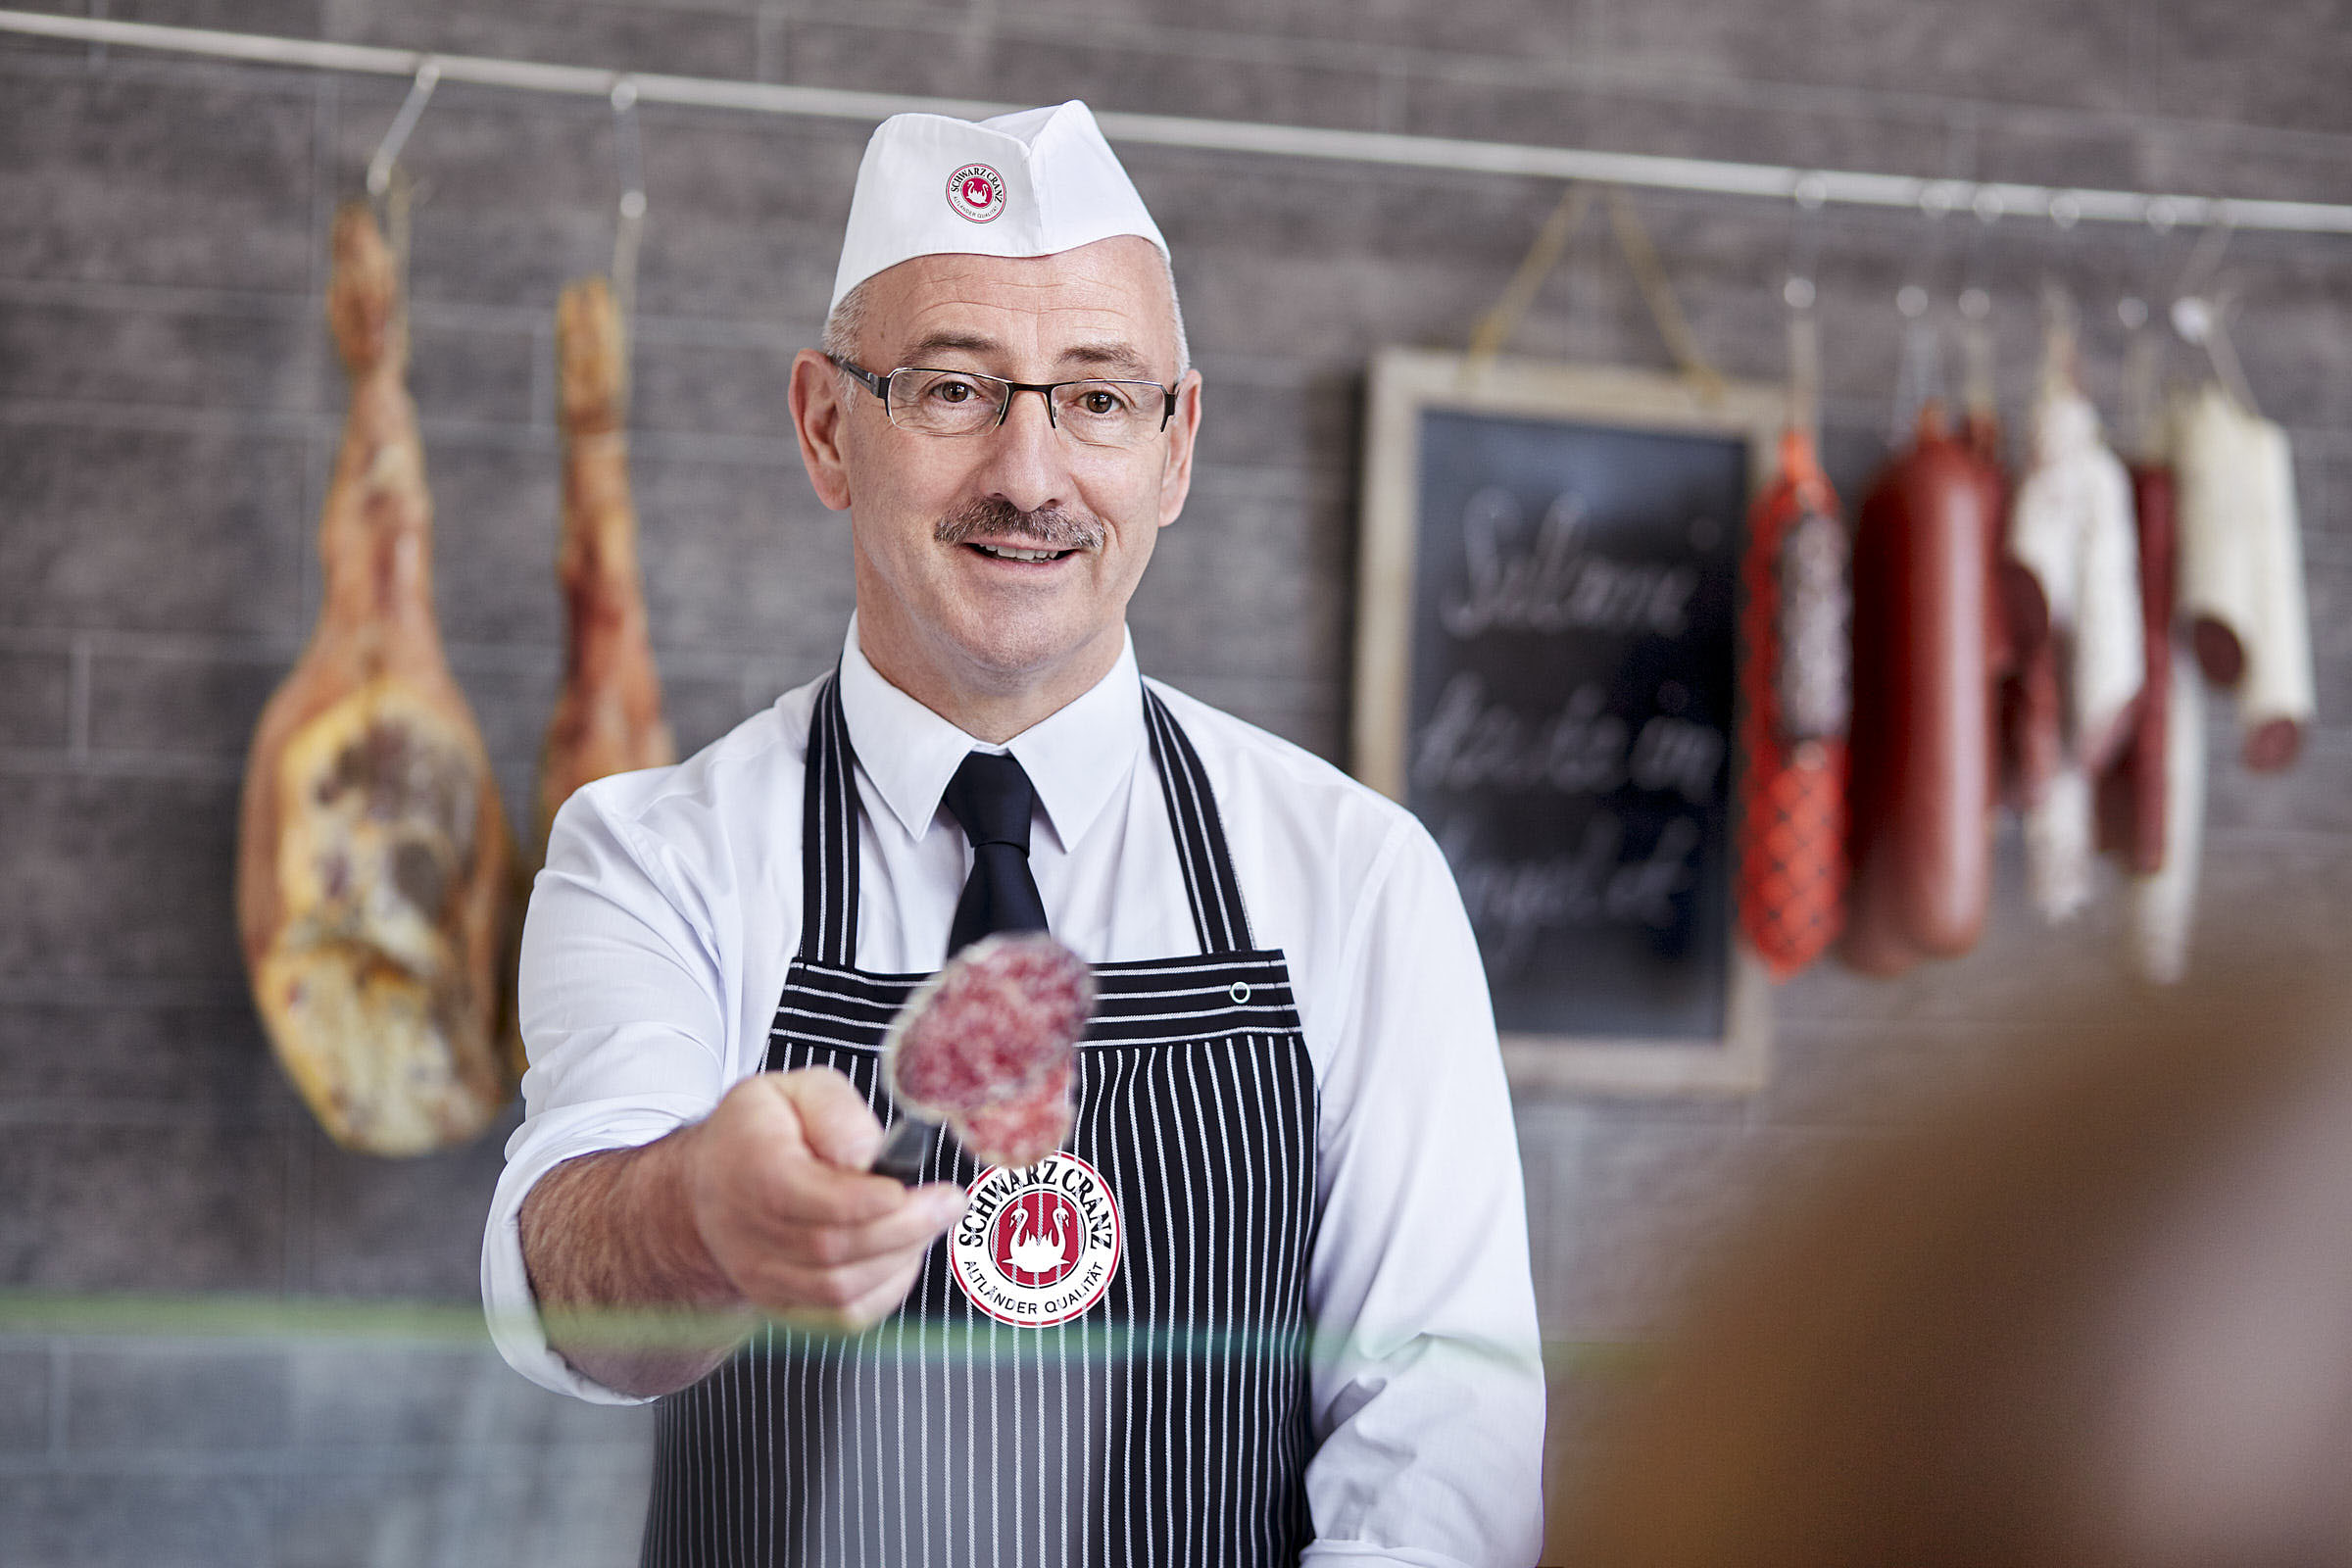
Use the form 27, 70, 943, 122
643, 677, 1320, 1567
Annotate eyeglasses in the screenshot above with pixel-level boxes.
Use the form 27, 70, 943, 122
827, 355, 1179, 449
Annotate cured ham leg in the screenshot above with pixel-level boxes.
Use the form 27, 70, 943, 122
532, 276, 674, 865
235, 202, 516, 1156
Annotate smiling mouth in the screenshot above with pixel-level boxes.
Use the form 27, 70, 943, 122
966, 542, 1078, 563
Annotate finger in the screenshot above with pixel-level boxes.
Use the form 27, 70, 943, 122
753, 1238, 938, 1327
723, 1069, 906, 1226
777, 1067, 888, 1171
835, 1247, 932, 1330
752, 1158, 927, 1228
771, 1183, 966, 1269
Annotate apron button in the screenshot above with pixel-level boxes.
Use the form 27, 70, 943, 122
1229, 981, 1252, 1004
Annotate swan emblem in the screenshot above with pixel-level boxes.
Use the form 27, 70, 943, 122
1005, 1200, 1071, 1278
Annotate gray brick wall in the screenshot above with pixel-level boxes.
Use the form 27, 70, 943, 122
4, 0, 2349, 1561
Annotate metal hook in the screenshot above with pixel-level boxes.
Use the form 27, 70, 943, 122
1784, 172, 1826, 310
2116, 197, 2179, 336
2172, 199, 2237, 305
1781, 177, 1828, 430
367, 58, 441, 199
2197, 288, 2261, 417
610, 73, 648, 376
2167, 198, 2241, 413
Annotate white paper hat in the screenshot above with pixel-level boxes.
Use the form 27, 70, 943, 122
828, 100, 1168, 313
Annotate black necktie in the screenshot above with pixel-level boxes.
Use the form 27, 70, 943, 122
941, 750, 1049, 957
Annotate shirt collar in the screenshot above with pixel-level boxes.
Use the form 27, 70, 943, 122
836, 615, 1148, 853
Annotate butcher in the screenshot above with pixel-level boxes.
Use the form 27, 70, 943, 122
482, 99, 1545, 1567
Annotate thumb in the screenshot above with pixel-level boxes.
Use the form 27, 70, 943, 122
777, 1067, 887, 1172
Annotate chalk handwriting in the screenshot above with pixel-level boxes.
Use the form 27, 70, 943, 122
1413, 672, 1724, 803
1442, 486, 1701, 641
1414, 672, 1626, 794
1627, 711, 1725, 805
1441, 815, 1701, 974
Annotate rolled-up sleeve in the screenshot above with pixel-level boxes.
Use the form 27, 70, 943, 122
1301, 817, 1546, 1567
481, 782, 736, 1404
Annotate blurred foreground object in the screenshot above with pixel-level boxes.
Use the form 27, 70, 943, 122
1568, 964, 2352, 1566
234, 200, 518, 1155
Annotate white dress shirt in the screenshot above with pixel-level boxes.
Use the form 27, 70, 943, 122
483, 620, 1546, 1568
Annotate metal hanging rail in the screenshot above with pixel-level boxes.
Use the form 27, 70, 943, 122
8, 8, 2352, 236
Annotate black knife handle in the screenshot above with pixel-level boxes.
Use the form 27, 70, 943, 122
871, 1113, 939, 1185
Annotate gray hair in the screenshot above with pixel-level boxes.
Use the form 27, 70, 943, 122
821, 251, 1191, 379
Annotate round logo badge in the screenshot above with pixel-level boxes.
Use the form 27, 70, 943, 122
950, 1152, 1120, 1327
946, 162, 1006, 224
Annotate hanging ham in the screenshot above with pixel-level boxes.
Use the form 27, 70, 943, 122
1736, 426, 1848, 980
235, 201, 517, 1155
1842, 405, 1995, 975
533, 274, 675, 864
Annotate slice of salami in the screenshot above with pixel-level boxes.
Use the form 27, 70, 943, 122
956, 1058, 1077, 1170
879, 932, 1093, 1176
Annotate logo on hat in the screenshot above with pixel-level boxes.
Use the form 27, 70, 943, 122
950, 1152, 1120, 1327
946, 163, 1007, 224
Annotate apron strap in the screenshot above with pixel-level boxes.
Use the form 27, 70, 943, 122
1144, 685, 1256, 956
797, 672, 1256, 964
797, 672, 861, 966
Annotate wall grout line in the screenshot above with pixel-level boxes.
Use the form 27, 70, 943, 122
65, 634, 92, 762
527, 318, 555, 435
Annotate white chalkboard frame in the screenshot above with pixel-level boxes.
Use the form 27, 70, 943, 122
1353, 346, 1785, 1097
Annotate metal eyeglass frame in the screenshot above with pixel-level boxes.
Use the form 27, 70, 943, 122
825, 354, 1180, 440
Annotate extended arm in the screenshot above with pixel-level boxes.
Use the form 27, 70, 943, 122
487, 778, 960, 1402
520, 1069, 966, 1398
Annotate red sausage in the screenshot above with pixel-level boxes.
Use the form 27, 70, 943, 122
1736, 427, 1849, 980
1844, 406, 1995, 965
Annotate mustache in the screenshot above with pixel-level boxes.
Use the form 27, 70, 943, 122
934, 499, 1104, 551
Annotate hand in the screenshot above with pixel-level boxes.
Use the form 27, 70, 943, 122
682, 1068, 966, 1333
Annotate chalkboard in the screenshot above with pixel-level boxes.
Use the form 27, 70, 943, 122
1354, 350, 1782, 1094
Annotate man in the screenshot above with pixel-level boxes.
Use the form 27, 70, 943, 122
484, 100, 1544, 1567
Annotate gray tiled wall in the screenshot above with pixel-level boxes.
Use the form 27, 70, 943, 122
4, 0, 2349, 1562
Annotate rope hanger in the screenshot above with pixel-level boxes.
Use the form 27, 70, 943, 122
1460, 182, 1726, 402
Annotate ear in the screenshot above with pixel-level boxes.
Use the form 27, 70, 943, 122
1155, 369, 1203, 529
789, 349, 856, 512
